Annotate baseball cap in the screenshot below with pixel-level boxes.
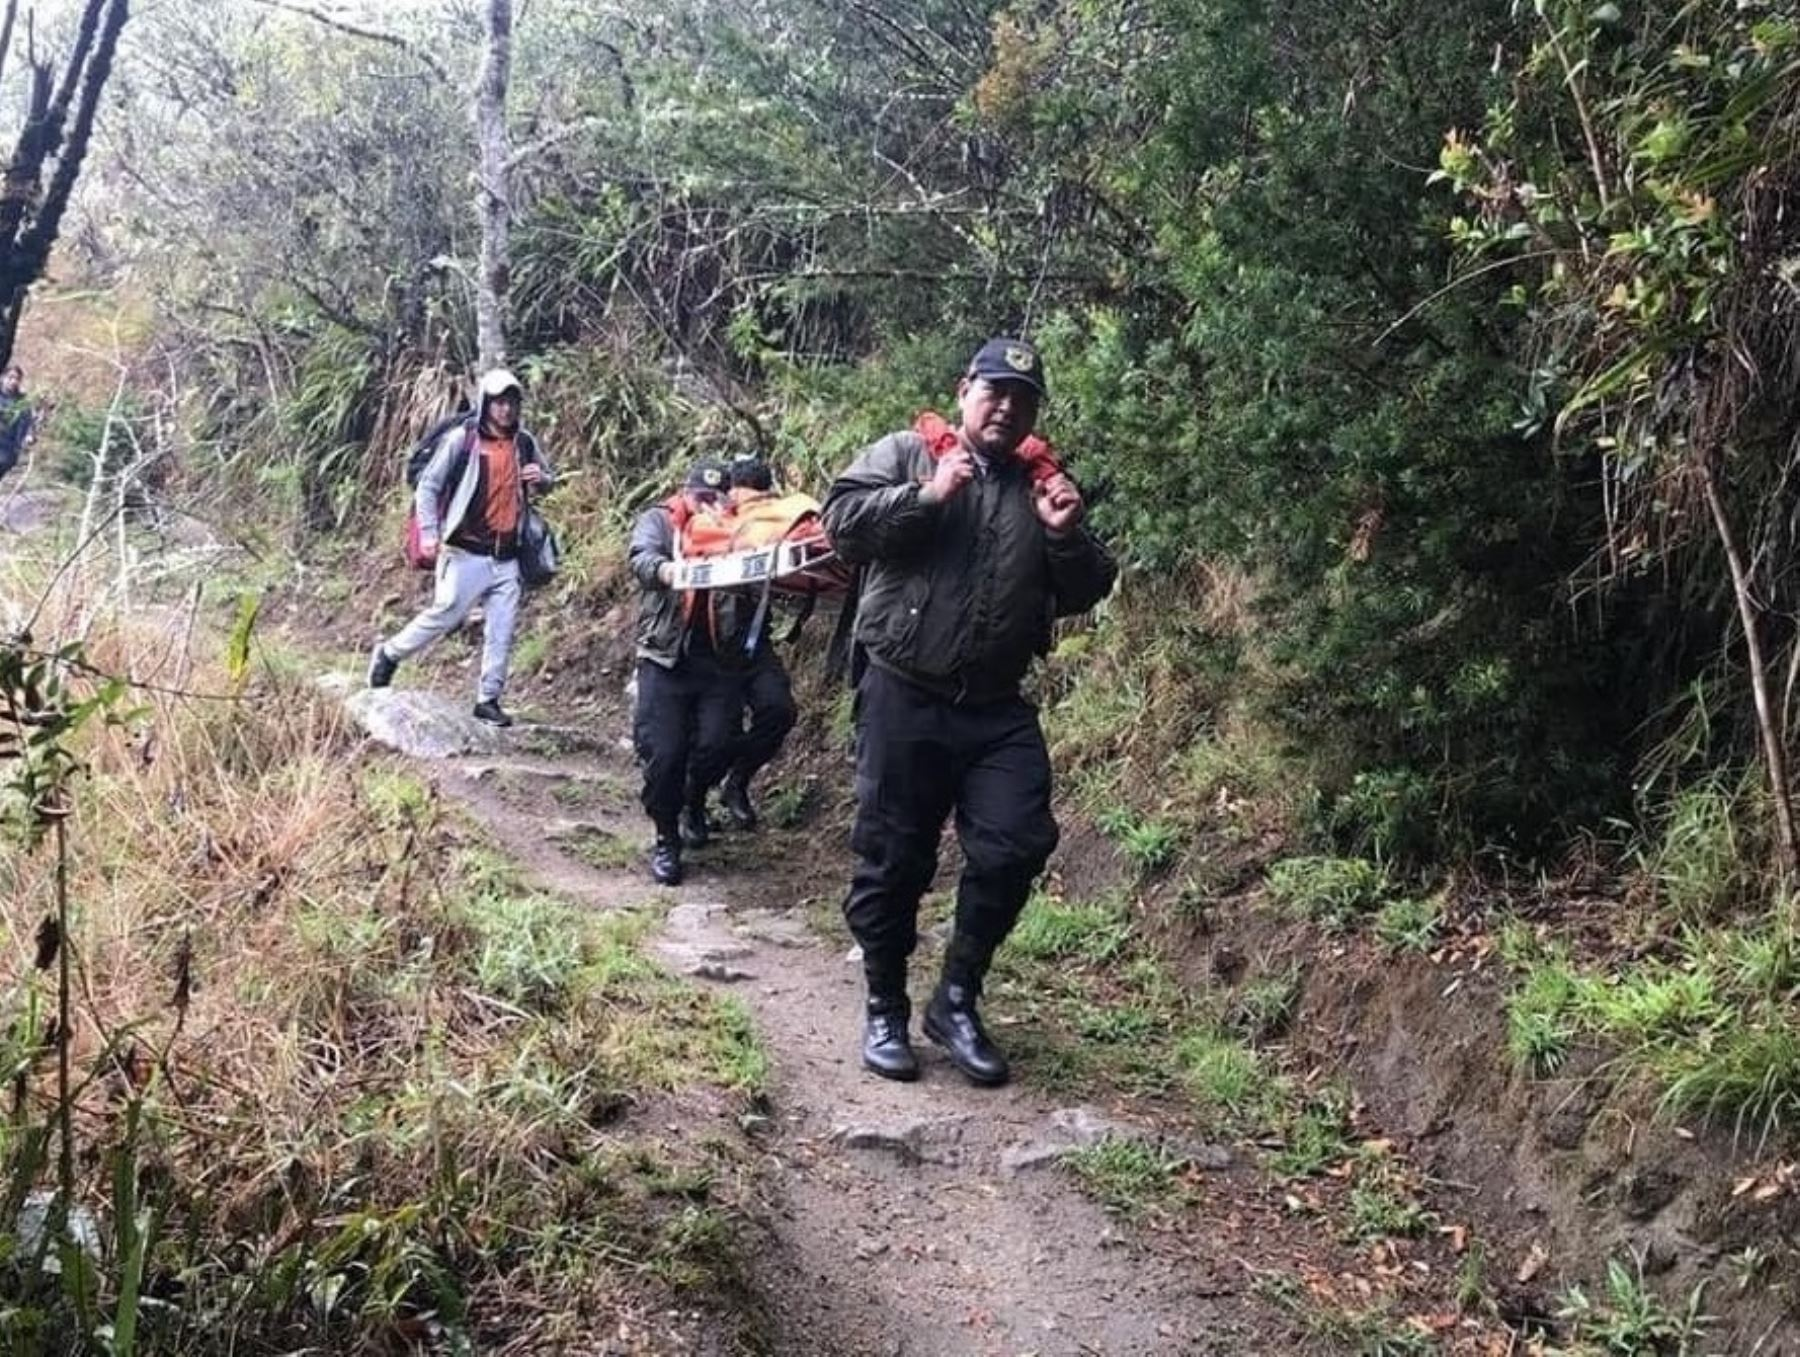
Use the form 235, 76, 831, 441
966, 337, 1047, 397
684, 460, 731, 495
477, 368, 522, 400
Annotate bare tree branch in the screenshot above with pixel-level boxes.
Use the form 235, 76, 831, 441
241, 0, 448, 79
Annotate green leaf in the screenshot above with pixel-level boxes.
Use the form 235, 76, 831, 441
225, 593, 262, 688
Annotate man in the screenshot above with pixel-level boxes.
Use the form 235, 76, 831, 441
367, 368, 551, 727
715, 453, 799, 830
0, 364, 36, 484
628, 460, 744, 885
821, 337, 1117, 1086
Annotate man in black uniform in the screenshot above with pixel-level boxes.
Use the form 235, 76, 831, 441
715, 454, 799, 830
627, 460, 741, 885
821, 338, 1117, 1085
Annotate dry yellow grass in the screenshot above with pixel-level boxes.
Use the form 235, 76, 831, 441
1, 621, 767, 1353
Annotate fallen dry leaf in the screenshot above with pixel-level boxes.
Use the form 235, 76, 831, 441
1516, 1241, 1550, 1284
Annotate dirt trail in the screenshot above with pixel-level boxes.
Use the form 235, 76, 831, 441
406, 710, 1298, 1357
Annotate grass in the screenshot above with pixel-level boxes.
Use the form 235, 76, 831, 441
1653, 1019, 1800, 1145
1255, 1273, 1436, 1356
760, 775, 819, 829
561, 823, 640, 870
0, 635, 771, 1354
1346, 1179, 1431, 1244
1373, 895, 1443, 954
1647, 779, 1745, 919
1061, 1138, 1190, 1220
1005, 891, 1134, 965
1228, 966, 1301, 1039
1270, 1092, 1354, 1178
1502, 909, 1800, 1141
468, 888, 589, 1008
1506, 955, 1582, 1074
1265, 855, 1391, 931
1175, 1029, 1276, 1127
509, 630, 550, 676
1095, 804, 1181, 874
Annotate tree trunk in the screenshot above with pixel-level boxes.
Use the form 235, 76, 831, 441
474, 0, 512, 373
0, 0, 129, 370
1700, 458, 1800, 881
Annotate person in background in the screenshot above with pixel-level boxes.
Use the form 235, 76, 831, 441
820, 337, 1117, 1086
366, 368, 552, 727
713, 453, 799, 830
627, 460, 743, 885
0, 364, 37, 484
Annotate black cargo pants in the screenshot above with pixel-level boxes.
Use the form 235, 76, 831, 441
727, 648, 798, 786
634, 654, 743, 837
843, 665, 1059, 989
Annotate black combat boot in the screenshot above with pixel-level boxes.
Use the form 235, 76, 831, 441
649, 834, 683, 886
923, 937, 1009, 1087
679, 800, 712, 849
862, 993, 919, 1081
719, 774, 758, 832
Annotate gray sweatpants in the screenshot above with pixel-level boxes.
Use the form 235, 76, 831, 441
384, 546, 523, 702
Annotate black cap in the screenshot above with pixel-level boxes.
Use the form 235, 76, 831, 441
729, 453, 773, 492
966, 337, 1047, 397
684, 460, 731, 494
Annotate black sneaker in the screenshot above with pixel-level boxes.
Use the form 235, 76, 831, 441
473, 699, 514, 728
679, 802, 712, 849
367, 644, 398, 689
650, 837, 683, 886
719, 775, 758, 832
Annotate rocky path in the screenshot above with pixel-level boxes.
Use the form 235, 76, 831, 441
345, 686, 1299, 1356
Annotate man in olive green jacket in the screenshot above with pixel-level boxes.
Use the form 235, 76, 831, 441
821, 337, 1117, 1086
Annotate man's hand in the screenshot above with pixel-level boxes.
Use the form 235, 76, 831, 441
656, 561, 676, 587
920, 448, 976, 505
418, 535, 440, 566
1034, 473, 1084, 537
521, 462, 546, 488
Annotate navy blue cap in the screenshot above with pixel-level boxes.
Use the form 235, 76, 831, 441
966, 337, 1047, 397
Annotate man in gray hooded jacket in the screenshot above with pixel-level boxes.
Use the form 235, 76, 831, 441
367, 369, 552, 726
